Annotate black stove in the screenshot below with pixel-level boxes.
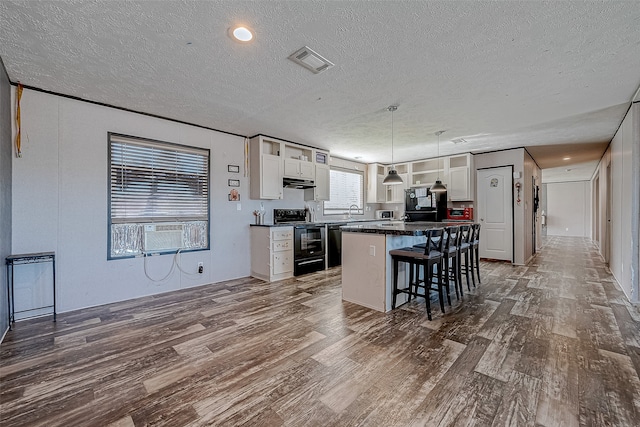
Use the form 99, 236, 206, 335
273, 209, 325, 276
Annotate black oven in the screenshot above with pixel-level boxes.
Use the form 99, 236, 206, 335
294, 225, 326, 276
273, 209, 326, 276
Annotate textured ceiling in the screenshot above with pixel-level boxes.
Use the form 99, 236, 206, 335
1, 1, 639, 183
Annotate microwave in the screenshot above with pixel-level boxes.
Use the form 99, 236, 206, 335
376, 210, 394, 219
447, 207, 473, 220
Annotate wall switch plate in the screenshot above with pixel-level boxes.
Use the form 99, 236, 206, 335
237, 203, 241, 211
369, 245, 375, 256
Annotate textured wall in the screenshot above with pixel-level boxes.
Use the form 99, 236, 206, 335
0, 57, 11, 339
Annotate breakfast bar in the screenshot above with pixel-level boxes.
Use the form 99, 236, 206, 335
340, 221, 446, 312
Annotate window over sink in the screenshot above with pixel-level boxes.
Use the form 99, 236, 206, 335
324, 167, 364, 215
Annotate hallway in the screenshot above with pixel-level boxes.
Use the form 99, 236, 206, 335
1, 236, 639, 426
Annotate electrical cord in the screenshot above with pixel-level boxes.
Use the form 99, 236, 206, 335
143, 249, 202, 282
142, 251, 177, 282
174, 250, 202, 277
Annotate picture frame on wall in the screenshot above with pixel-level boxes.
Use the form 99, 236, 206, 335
228, 179, 240, 187
228, 189, 240, 201
228, 165, 240, 173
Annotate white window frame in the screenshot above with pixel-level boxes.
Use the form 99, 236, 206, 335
108, 133, 210, 259
324, 167, 364, 216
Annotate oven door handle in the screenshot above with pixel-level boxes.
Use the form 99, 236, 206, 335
297, 258, 324, 266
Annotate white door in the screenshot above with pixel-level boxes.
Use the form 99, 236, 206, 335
477, 167, 513, 261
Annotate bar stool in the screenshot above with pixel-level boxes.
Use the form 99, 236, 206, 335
442, 226, 462, 299
390, 228, 445, 320
470, 223, 482, 285
457, 224, 473, 291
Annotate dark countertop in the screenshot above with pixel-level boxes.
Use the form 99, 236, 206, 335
249, 218, 395, 228
341, 221, 473, 236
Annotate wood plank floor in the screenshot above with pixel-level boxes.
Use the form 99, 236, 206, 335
1, 236, 639, 426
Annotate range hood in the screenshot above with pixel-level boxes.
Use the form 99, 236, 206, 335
283, 177, 316, 189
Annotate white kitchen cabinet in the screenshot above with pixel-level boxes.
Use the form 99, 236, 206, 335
410, 158, 446, 187
367, 163, 386, 203
447, 153, 474, 201
385, 164, 409, 203
250, 136, 284, 200
305, 163, 330, 201
283, 143, 314, 179
251, 226, 294, 282
284, 158, 315, 179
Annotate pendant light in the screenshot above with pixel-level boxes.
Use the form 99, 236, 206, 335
383, 105, 403, 185
430, 130, 447, 192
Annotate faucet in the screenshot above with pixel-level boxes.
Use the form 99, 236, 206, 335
348, 204, 359, 219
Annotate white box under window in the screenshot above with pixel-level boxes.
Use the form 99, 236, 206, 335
144, 223, 184, 252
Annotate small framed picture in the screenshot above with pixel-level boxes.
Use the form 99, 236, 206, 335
228, 179, 240, 187
228, 189, 240, 201
228, 165, 240, 173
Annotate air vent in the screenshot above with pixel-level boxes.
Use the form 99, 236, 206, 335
451, 138, 468, 144
288, 46, 334, 74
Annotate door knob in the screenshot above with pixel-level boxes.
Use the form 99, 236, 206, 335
480, 218, 484, 221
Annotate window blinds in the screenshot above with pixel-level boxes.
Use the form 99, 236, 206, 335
324, 168, 364, 214
109, 134, 210, 223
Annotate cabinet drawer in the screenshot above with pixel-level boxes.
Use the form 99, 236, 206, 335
272, 250, 293, 275
272, 239, 292, 252
272, 228, 293, 240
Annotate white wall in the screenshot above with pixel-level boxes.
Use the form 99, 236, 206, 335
592, 103, 639, 303
0, 59, 12, 336
546, 181, 590, 237
7, 89, 290, 312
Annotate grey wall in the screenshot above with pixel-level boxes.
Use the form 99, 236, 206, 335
0, 56, 11, 339
546, 181, 590, 237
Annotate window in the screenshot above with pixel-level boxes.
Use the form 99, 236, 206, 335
324, 167, 364, 215
108, 133, 209, 258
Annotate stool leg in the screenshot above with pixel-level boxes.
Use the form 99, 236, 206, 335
469, 249, 477, 288
464, 251, 476, 292
424, 261, 432, 320
392, 258, 399, 309
474, 247, 482, 284
408, 261, 415, 302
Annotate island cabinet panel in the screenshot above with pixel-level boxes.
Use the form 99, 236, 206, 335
341, 231, 425, 312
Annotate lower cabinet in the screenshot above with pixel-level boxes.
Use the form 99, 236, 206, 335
251, 226, 294, 281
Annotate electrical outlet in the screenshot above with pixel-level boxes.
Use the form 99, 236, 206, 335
369, 245, 375, 256
198, 262, 204, 274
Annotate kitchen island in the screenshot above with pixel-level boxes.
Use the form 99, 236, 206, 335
340, 221, 453, 312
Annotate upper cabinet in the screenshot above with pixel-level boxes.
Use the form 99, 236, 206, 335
283, 144, 314, 179
250, 135, 332, 200
446, 153, 474, 201
366, 163, 409, 204
410, 158, 446, 188
304, 150, 331, 201
385, 163, 409, 203
367, 163, 386, 203
250, 136, 284, 200
367, 153, 474, 203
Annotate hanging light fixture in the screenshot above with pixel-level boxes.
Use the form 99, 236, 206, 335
383, 105, 403, 185
430, 130, 447, 192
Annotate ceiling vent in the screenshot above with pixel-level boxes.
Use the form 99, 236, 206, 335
288, 46, 334, 74
451, 138, 468, 144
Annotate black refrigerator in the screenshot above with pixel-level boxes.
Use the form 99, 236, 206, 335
404, 187, 447, 222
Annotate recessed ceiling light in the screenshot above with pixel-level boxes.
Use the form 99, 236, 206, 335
230, 26, 253, 42
563, 157, 571, 160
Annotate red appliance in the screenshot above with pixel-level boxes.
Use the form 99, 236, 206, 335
447, 207, 473, 220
